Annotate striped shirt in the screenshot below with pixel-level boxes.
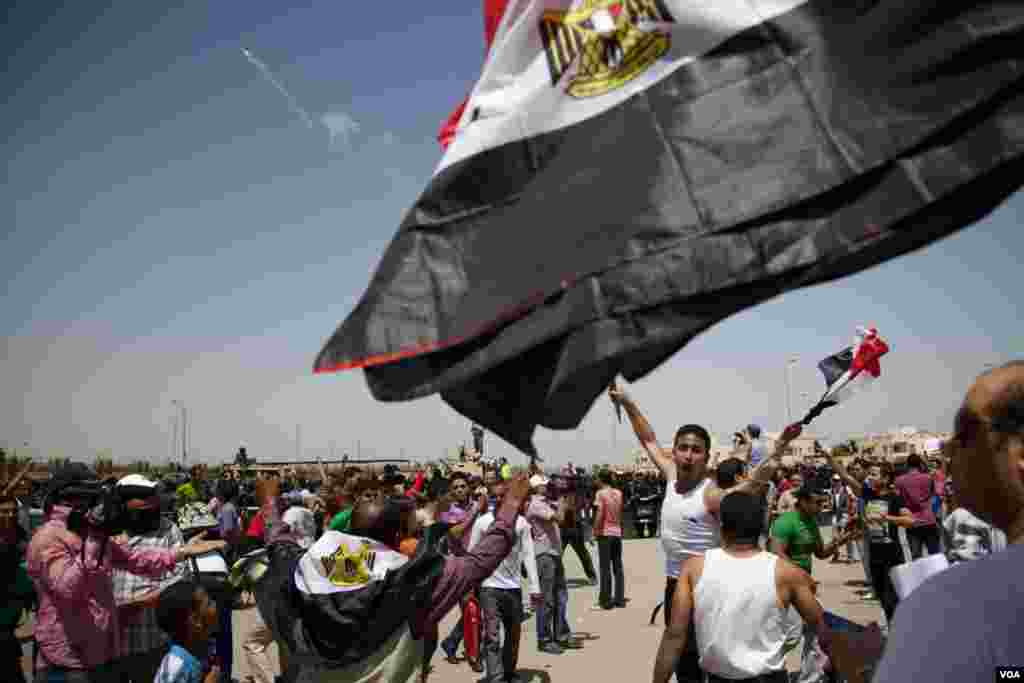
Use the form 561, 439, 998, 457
112, 519, 188, 656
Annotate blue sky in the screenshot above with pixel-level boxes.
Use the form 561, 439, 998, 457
3, 1, 1021, 468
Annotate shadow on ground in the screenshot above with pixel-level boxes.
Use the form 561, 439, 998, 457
512, 668, 553, 683
569, 631, 600, 642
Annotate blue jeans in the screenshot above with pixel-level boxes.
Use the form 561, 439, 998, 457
535, 554, 570, 645
441, 615, 464, 656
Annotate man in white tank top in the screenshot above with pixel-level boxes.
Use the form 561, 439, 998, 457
653, 492, 833, 683
609, 384, 803, 683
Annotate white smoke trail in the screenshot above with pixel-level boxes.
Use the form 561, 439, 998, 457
241, 47, 316, 129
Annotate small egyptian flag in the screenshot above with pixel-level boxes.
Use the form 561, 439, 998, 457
801, 327, 890, 426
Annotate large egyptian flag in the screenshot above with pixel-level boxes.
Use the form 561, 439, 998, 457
800, 327, 890, 426
255, 528, 447, 681
315, 0, 1024, 455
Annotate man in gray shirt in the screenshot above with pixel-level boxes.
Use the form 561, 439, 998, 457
851, 362, 1024, 681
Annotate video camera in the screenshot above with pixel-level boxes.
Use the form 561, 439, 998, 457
57, 479, 128, 536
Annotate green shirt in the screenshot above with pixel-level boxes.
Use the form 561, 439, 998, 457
329, 507, 353, 532
771, 510, 822, 574
0, 564, 35, 630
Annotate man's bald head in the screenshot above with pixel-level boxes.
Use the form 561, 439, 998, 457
349, 497, 416, 549
953, 360, 1024, 540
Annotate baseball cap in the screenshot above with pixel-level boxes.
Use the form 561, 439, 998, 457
117, 474, 159, 505
529, 474, 549, 488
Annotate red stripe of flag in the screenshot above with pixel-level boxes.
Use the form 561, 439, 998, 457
438, 0, 511, 148
850, 328, 889, 378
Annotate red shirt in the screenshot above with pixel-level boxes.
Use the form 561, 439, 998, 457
595, 487, 624, 537
896, 470, 937, 526
246, 510, 266, 539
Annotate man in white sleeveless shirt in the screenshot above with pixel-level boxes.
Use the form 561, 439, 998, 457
610, 384, 802, 683
653, 492, 832, 683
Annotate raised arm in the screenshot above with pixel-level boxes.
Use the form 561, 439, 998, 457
708, 424, 802, 514
610, 384, 674, 479
825, 451, 862, 494
419, 476, 531, 632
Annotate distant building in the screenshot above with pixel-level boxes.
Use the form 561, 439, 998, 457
854, 428, 950, 462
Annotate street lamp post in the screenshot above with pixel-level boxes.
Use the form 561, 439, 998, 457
182, 404, 189, 465
784, 357, 798, 424
169, 412, 178, 464
172, 400, 188, 467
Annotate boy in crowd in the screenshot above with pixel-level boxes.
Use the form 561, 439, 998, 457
154, 581, 221, 683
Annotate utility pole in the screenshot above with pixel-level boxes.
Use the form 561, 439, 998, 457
172, 400, 187, 466
182, 403, 189, 465
295, 424, 302, 462
170, 409, 179, 465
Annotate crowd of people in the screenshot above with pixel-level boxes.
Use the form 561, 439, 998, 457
0, 363, 1020, 683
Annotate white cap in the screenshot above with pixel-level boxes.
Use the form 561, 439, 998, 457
117, 474, 156, 488
529, 474, 549, 488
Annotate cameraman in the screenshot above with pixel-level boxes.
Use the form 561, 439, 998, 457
26, 463, 225, 682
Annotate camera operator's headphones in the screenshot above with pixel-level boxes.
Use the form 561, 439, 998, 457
46, 463, 127, 567
44, 464, 109, 519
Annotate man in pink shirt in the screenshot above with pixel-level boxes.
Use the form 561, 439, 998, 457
593, 470, 625, 610
26, 463, 225, 682
895, 454, 941, 558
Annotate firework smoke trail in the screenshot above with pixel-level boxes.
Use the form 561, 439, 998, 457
241, 47, 316, 129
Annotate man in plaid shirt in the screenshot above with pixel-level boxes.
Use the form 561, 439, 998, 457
113, 475, 189, 683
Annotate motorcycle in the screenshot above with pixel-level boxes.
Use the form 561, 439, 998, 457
631, 493, 661, 538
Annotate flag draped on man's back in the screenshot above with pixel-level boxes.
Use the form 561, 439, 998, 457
315, 0, 1024, 455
